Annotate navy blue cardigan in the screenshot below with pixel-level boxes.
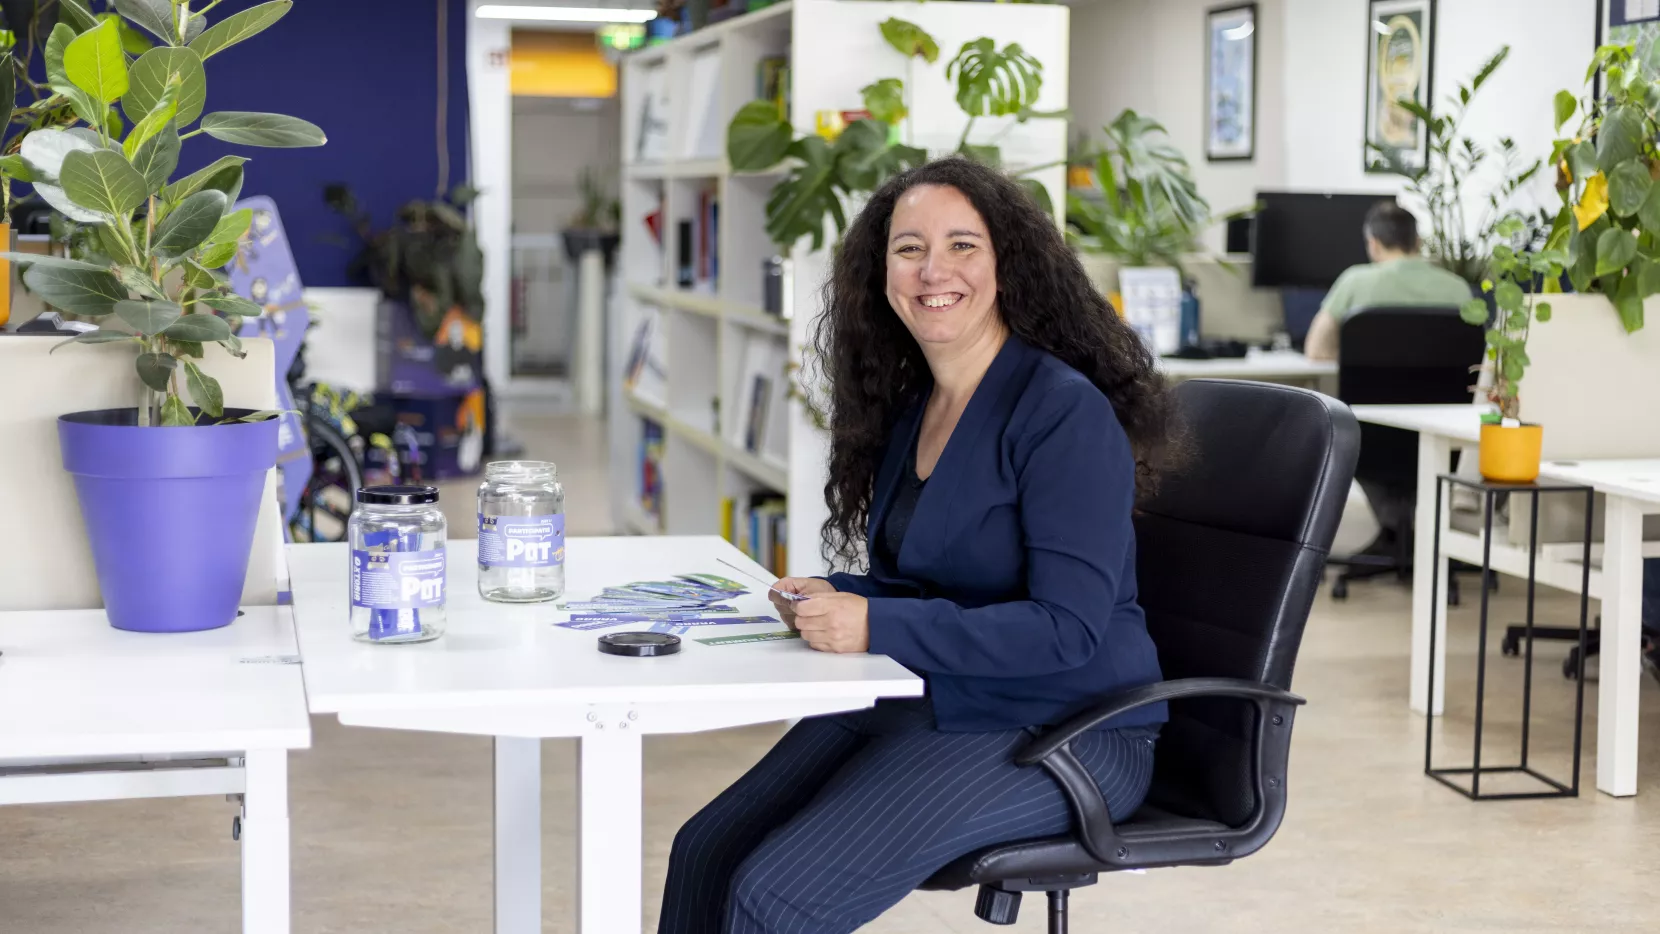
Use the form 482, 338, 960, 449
827, 335, 1167, 733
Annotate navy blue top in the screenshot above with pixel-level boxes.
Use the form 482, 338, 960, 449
827, 335, 1167, 733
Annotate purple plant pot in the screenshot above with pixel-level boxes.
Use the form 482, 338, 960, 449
58, 408, 279, 633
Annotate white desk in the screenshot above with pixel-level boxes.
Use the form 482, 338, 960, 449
285, 537, 923, 934
1352, 404, 1649, 797
0, 605, 310, 931
1537, 459, 1660, 797
1158, 349, 1336, 386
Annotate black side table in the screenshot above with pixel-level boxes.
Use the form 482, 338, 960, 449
1426, 473, 1594, 800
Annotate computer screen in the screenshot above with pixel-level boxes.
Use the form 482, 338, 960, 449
1250, 191, 1396, 289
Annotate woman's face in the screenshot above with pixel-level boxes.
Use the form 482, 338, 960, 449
884, 184, 999, 348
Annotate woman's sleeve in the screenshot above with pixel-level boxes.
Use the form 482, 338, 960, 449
822, 572, 902, 598
864, 379, 1135, 677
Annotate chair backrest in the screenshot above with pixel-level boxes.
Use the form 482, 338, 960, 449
1339, 305, 1482, 496
1134, 379, 1359, 826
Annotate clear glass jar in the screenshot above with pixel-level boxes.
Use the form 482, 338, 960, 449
477, 461, 565, 603
348, 485, 448, 644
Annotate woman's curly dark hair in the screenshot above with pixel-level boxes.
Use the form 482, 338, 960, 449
811, 157, 1180, 569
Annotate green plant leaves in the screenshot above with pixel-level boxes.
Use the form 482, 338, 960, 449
116, 265, 165, 299
1554, 90, 1577, 131
208, 208, 253, 246
1460, 297, 1490, 325
833, 119, 918, 190
135, 351, 176, 391
163, 311, 232, 342
0, 154, 29, 184
1596, 226, 1638, 277
1608, 159, 1652, 217
131, 119, 180, 192
1536, 301, 1552, 323
125, 47, 207, 126
1597, 104, 1644, 174
50, 329, 139, 353
164, 155, 249, 202
65, 18, 128, 103
958, 142, 1001, 167
765, 136, 844, 251
861, 78, 906, 125
200, 293, 263, 317
181, 360, 224, 418
200, 112, 326, 148
160, 394, 195, 426
124, 93, 176, 160
880, 18, 938, 63
20, 127, 98, 182
727, 100, 792, 172
22, 264, 125, 315
116, 0, 178, 44
59, 0, 99, 32
948, 38, 1042, 118
0, 252, 105, 271
60, 149, 149, 218
153, 189, 229, 258
196, 239, 239, 268
1017, 177, 1054, 218
188, 1, 292, 60
1567, 139, 1598, 182
116, 299, 183, 335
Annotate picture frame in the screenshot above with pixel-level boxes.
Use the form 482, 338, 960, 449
1205, 3, 1257, 162
1363, 0, 1435, 175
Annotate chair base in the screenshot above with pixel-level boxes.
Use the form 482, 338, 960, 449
1500, 622, 1601, 680
974, 885, 1078, 933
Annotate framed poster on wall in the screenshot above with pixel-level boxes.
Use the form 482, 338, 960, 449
1205, 3, 1257, 162
1363, 0, 1435, 174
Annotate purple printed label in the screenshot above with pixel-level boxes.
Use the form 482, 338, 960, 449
478, 514, 565, 568
351, 549, 448, 609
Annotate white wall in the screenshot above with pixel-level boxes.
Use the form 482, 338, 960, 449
1072, 0, 1599, 234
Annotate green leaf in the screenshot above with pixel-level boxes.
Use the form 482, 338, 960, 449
0, 252, 105, 270
207, 208, 253, 246
1535, 301, 1552, 323
160, 311, 232, 342
180, 360, 224, 417
46, 23, 74, 83
113, 14, 155, 55
115, 0, 178, 44
160, 394, 195, 426
1596, 227, 1639, 277
59, 150, 148, 218
196, 239, 238, 268
1567, 139, 1599, 182
49, 329, 139, 353
879, 18, 938, 63
947, 38, 1043, 118
232, 410, 286, 423
0, 154, 31, 183
1017, 177, 1054, 219
726, 100, 792, 172
833, 119, 923, 191
131, 119, 180, 193
1639, 179, 1660, 233
135, 351, 176, 391
123, 91, 177, 160
1554, 90, 1577, 131
1608, 160, 1653, 217
22, 264, 125, 315
200, 293, 263, 317
861, 77, 906, 125
152, 190, 229, 258
124, 47, 207, 126
170, 340, 204, 358
221, 331, 246, 359
765, 135, 842, 251
58, 0, 99, 32
959, 143, 1001, 167
1494, 279, 1524, 312
1460, 297, 1490, 325
20, 127, 99, 183
1597, 104, 1645, 174
164, 155, 249, 202
181, 260, 218, 288
115, 265, 165, 299
64, 18, 128, 103
116, 299, 183, 336
188, 1, 291, 60
200, 112, 326, 148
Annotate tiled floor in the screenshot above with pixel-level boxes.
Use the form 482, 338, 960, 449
3, 413, 1656, 932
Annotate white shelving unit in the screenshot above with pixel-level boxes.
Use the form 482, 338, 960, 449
610, 0, 1069, 577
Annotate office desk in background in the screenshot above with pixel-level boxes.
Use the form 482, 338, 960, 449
1158, 349, 1336, 388
286, 537, 923, 934
0, 605, 311, 932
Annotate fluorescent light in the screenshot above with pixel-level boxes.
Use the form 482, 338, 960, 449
1222, 22, 1254, 40
476, 5, 656, 23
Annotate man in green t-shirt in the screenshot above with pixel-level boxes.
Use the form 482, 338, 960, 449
1304, 202, 1473, 361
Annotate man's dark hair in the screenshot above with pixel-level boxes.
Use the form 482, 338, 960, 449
1363, 202, 1419, 253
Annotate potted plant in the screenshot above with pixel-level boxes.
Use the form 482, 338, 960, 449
1460, 217, 1566, 482
0, 1, 325, 632
562, 166, 620, 262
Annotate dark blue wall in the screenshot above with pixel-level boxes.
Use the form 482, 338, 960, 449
183, 0, 471, 287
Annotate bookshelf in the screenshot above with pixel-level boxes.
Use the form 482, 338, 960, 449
610, 0, 1070, 577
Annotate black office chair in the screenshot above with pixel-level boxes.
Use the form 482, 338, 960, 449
1327, 305, 1485, 600
920, 379, 1360, 932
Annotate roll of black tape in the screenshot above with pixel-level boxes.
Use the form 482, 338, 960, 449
598, 632, 682, 657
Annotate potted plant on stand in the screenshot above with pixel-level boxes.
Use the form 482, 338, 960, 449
2, 1, 325, 632
562, 166, 619, 263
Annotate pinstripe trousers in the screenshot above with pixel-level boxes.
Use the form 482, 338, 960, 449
658, 696, 1157, 934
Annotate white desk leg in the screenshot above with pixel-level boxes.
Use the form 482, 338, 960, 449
1410, 434, 1454, 716
1599, 495, 1644, 797
241, 749, 291, 934
579, 727, 644, 934
494, 737, 542, 934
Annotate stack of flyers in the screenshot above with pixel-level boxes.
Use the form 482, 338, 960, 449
561, 573, 753, 612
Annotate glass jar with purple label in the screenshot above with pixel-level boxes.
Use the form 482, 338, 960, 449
477, 461, 565, 603
348, 486, 448, 644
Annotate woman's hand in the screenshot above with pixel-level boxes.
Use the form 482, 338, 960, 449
769, 577, 836, 630
793, 592, 870, 654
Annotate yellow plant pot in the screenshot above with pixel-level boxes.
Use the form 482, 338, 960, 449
1067, 165, 1094, 189
1479, 423, 1543, 484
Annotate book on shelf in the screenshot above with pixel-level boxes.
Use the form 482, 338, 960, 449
624, 312, 668, 404
729, 332, 789, 460
640, 419, 665, 522
634, 62, 670, 162
757, 56, 789, 122
683, 46, 723, 160
724, 493, 787, 576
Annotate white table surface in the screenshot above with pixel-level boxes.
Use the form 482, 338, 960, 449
1540, 459, 1660, 504
0, 605, 311, 760
1349, 403, 1484, 442
1158, 349, 1336, 381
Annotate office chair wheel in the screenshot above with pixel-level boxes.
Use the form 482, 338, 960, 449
1564, 649, 1584, 680
1331, 577, 1349, 600
1501, 632, 1521, 657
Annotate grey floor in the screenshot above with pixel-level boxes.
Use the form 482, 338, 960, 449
3, 413, 1657, 933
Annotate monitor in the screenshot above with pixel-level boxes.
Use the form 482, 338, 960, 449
1250, 191, 1397, 289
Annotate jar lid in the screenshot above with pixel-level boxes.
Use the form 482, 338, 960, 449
357, 485, 441, 505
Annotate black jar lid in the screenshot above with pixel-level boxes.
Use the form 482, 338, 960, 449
357, 485, 441, 506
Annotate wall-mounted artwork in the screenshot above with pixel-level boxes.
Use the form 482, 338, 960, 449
1363, 0, 1435, 174
1206, 3, 1257, 162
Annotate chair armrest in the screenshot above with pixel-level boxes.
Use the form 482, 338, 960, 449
1015, 677, 1305, 767
1016, 678, 1305, 867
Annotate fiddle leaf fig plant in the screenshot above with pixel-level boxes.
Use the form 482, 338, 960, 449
1, 1, 324, 427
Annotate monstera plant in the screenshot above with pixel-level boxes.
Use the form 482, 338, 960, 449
727, 17, 1064, 251
0, 0, 326, 636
